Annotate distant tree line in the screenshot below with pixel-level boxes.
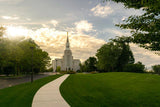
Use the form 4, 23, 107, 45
0, 27, 51, 76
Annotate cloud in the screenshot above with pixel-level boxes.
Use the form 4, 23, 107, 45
0, 0, 23, 4
41, 24, 49, 28
26, 18, 31, 21
5, 26, 106, 62
0, 0, 22, 1
130, 43, 160, 69
121, 16, 127, 21
31, 28, 105, 62
50, 20, 58, 27
41, 20, 59, 28
103, 28, 130, 37
75, 20, 93, 33
1, 16, 19, 20
91, 4, 113, 17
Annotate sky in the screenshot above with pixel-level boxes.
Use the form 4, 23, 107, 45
0, 0, 160, 69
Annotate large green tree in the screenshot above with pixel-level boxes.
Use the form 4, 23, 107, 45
0, 28, 51, 75
18, 39, 51, 74
106, 0, 160, 51
96, 40, 134, 72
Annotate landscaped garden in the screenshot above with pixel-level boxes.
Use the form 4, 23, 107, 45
60, 72, 160, 107
0, 74, 62, 107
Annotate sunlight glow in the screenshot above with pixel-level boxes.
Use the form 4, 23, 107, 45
6, 26, 30, 38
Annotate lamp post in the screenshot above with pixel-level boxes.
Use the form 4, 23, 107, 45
30, 46, 34, 83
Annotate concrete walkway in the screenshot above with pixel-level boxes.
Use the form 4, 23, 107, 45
32, 74, 70, 107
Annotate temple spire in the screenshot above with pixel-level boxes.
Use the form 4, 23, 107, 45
67, 32, 69, 43
66, 32, 70, 50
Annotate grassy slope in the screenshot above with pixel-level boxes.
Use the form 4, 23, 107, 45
60, 72, 160, 107
0, 74, 62, 107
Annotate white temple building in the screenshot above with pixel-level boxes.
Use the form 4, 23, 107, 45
52, 33, 81, 72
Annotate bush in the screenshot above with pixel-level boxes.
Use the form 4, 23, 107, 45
59, 71, 67, 74
76, 70, 82, 73
123, 62, 145, 73
67, 70, 76, 74
152, 65, 160, 74
59, 70, 76, 74
90, 71, 98, 74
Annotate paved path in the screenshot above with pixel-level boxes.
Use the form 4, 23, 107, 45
32, 74, 70, 107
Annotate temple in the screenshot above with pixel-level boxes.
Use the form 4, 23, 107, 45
52, 33, 81, 72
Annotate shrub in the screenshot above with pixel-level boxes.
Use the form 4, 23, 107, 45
59, 71, 67, 74
67, 70, 76, 74
90, 71, 98, 74
152, 65, 160, 74
123, 62, 145, 73
59, 70, 76, 74
76, 70, 81, 73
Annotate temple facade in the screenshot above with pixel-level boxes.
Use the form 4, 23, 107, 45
52, 33, 81, 72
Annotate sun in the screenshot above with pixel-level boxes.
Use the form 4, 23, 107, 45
6, 26, 30, 38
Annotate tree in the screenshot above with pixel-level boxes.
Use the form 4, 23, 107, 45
111, 37, 135, 71
0, 38, 51, 76
123, 61, 145, 73
0, 26, 51, 76
96, 42, 121, 72
0, 39, 11, 75
85, 57, 97, 72
152, 64, 160, 74
106, 0, 160, 51
18, 39, 51, 74
79, 63, 87, 72
80, 57, 97, 72
96, 40, 134, 72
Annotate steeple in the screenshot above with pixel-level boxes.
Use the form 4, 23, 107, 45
66, 32, 70, 50
67, 32, 69, 43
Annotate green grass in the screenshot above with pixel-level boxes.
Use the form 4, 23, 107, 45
0, 74, 62, 107
60, 72, 160, 107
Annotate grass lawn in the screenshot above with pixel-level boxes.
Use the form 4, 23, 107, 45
0, 74, 62, 107
60, 72, 160, 107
